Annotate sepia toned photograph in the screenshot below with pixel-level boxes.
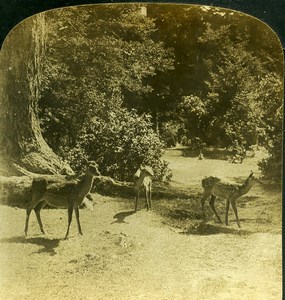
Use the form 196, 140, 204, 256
0, 3, 283, 299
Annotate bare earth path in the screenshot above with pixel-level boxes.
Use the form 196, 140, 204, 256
0, 193, 281, 300
0, 152, 282, 299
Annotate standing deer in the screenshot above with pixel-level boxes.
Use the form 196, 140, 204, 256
25, 161, 100, 239
201, 172, 261, 227
134, 165, 154, 212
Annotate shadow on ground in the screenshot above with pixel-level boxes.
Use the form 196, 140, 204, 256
239, 196, 261, 203
112, 210, 135, 224
0, 235, 61, 255
180, 222, 251, 236
168, 209, 201, 220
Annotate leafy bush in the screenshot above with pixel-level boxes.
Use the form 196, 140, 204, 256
64, 108, 172, 182
258, 108, 283, 181
257, 74, 283, 182
160, 121, 181, 147
258, 138, 282, 181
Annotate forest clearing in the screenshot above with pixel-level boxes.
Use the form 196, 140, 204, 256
0, 149, 281, 300
0, 3, 283, 300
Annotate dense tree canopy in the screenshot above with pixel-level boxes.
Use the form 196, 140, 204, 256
37, 5, 175, 180
40, 4, 283, 181
0, 4, 282, 181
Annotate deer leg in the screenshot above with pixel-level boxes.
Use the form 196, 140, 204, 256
26, 180, 47, 236
145, 188, 149, 211
25, 188, 45, 236
34, 201, 46, 234
201, 194, 209, 220
74, 207, 83, 235
209, 195, 222, 223
24, 207, 33, 236
148, 186, 152, 210
135, 190, 140, 212
65, 206, 73, 239
230, 199, 241, 228
225, 199, 230, 226
25, 199, 40, 236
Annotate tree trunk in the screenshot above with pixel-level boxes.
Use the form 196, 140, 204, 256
0, 13, 73, 176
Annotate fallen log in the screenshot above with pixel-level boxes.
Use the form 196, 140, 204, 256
0, 174, 67, 208
0, 175, 195, 208
92, 176, 196, 200
92, 176, 133, 196
0, 174, 135, 208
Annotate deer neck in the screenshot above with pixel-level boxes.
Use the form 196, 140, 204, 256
135, 174, 148, 189
79, 173, 94, 194
238, 180, 255, 196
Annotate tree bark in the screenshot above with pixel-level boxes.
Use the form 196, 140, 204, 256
0, 13, 73, 176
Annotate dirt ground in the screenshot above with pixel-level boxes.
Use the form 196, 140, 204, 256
0, 149, 282, 300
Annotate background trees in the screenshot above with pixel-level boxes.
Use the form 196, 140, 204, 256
38, 5, 174, 180
0, 4, 282, 181
148, 5, 283, 180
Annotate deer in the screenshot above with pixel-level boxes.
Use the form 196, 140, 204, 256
24, 161, 101, 239
134, 165, 154, 212
200, 172, 262, 228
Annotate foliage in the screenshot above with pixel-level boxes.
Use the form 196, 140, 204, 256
159, 121, 182, 147
148, 6, 282, 154
258, 132, 282, 181
36, 5, 174, 182
177, 95, 207, 142
174, 20, 283, 166
195, 25, 263, 147
35, 5, 283, 182
257, 74, 283, 181
63, 108, 172, 182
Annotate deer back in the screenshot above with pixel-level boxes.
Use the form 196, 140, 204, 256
202, 176, 240, 199
202, 176, 221, 190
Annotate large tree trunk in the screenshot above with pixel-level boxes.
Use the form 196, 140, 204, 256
0, 13, 73, 176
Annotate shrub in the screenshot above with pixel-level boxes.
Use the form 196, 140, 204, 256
65, 108, 172, 182
258, 119, 283, 181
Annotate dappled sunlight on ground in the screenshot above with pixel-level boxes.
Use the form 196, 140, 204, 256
163, 147, 265, 187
